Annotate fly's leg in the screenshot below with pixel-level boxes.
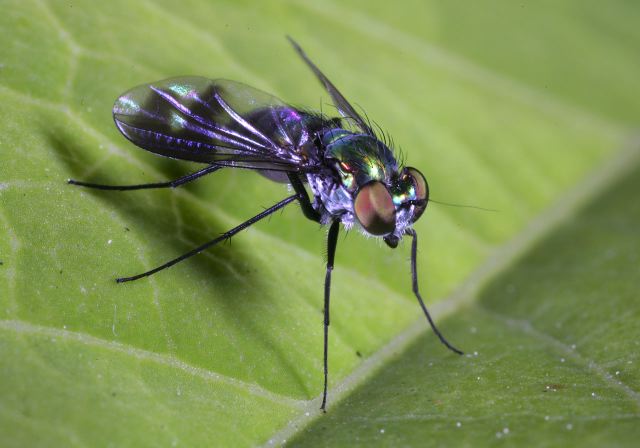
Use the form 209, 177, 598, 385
321, 220, 340, 411
289, 172, 341, 410
287, 173, 320, 223
68, 164, 222, 191
116, 194, 298, 282
406, 229, 463, 355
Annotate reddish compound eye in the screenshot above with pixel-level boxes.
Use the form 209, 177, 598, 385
354, 181, 396, 235
406, 167, 429, 222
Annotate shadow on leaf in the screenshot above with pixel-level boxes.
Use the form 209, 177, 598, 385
46, 121, 314, 398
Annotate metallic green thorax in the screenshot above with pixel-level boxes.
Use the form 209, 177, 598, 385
321, 129, 398, 192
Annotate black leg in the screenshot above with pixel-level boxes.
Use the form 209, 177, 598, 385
68, 164, 222, 191
287, 173, 321, 222
320, 220, 340, 411
116, 194, 298, 283
406, 229, 463, 355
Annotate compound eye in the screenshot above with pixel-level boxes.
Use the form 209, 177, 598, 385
354, 181, 396, 236
406, 167, 429, 222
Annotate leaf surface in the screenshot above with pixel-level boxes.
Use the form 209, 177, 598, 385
0, 1, 637, 446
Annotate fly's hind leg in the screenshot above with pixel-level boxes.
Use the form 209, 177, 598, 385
68, 165, 222, 191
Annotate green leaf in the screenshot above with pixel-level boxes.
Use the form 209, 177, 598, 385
0, 0, 637, 446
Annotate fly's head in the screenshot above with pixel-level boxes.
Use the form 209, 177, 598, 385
352, 166, 429, 248
321, 130, 428, 246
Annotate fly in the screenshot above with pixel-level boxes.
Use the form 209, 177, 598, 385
69, 37, 463, 411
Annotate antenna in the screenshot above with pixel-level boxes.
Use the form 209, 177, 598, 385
429, 199, 499, 213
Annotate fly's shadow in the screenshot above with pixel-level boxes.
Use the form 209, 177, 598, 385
49, 127, 277, 305
51, 127, 315, 394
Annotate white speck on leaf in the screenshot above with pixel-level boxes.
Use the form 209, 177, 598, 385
112, 304, 117, 336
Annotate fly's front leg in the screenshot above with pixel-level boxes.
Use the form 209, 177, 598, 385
288, 172, 340, 410
287, 173, 321, 223
321, 220, 340, 411
406, 229, 463, 355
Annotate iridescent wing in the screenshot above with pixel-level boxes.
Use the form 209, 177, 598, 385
113, 77, 317, 172
288, 37, 375, 136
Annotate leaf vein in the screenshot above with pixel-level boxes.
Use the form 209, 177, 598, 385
478, 306, 640, 408
0, 319, 306, 408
